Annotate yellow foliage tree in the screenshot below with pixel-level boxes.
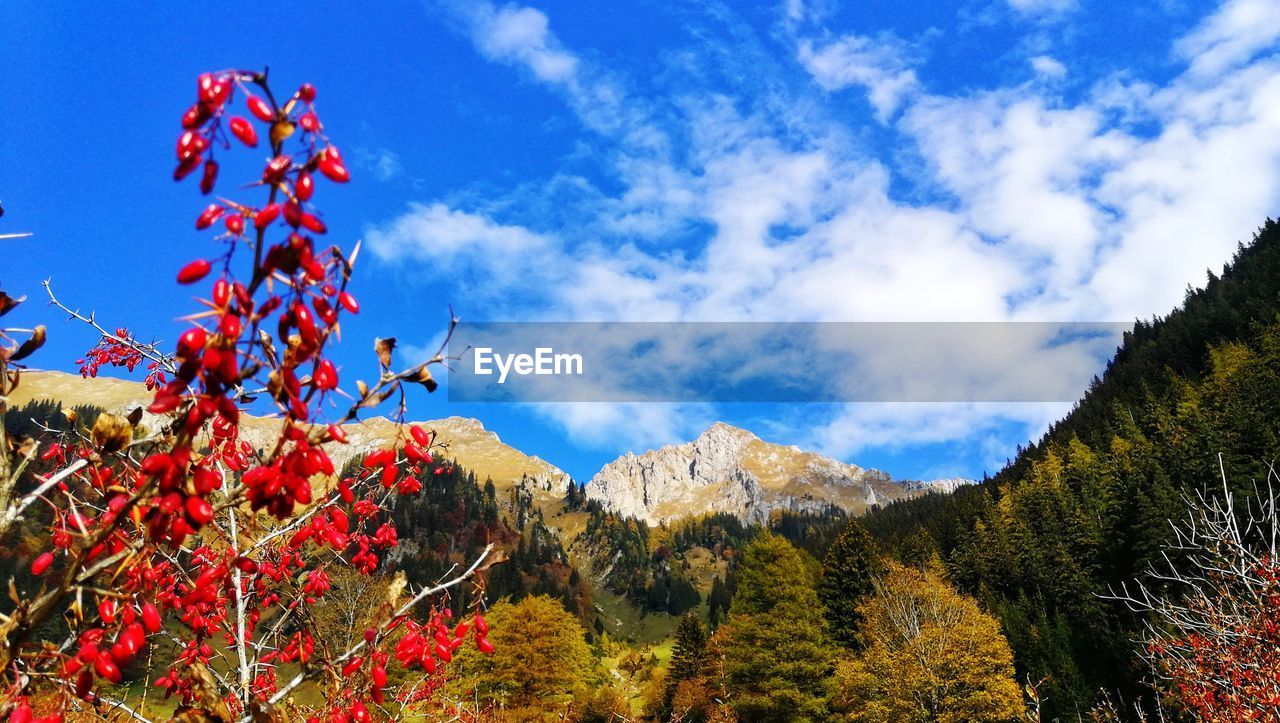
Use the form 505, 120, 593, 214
446, 594, 595, 720
833, 564, 1023, 723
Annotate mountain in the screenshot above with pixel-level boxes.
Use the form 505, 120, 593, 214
7, 370, 572, 500
586, 421, 960, 525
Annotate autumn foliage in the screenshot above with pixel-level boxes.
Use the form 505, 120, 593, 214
1112, 477, 1280, 721
0, 68, 494, 721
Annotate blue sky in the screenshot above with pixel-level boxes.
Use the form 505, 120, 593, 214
3, 0, 1280, 483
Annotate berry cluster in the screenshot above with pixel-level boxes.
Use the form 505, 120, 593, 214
3, 70, 492, 722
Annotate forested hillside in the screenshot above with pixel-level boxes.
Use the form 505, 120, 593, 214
861, 218, 1280, 716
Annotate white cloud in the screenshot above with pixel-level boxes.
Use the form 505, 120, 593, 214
1030, 55, 1067, 78
465, 4, 579, 84
531, 402, 714, 452
1175, 0, 1280, 78
806, 402, 1068, 464
1005, 0, 1078, 18
355, 148, 404, 182
381, 0, 1280, 461
797, 35, 919, 120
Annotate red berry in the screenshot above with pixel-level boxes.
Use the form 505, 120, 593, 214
178, 327, 207, 356
263, 155, 291, 185
229, 116, 258, 147
224, 214, 245, 235
185, 496, 214, 526
200, 160, 219, 195
317, 147, 350, 183
299, 111, 321, 132
213, 278, 232, 306
30, 552, 54, 576
297, 83, 316, 102
338, 292, 359, 314
476, 635, 494, 654
177, 130, 207, 161
178, 259, 212, 284
182, 102, 211, 129
141, 602, 162, 634
296, 172, 315, 202
94, 655, 122, 683
246, 94, 275, 122
313, 359, 339, 391
196, 204, 224, 230
300, 212, 327, 234
99, 598, 116, 624
198, 73, 230, 106
255, 204, 281, 230
174, 154, 202, 181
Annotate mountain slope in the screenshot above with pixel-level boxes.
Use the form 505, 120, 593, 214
586, 422, 950, 525
8, 370, 571, 499
859, 218, 1280, 716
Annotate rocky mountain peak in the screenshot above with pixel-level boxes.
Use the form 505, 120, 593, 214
586, 423, 923, 525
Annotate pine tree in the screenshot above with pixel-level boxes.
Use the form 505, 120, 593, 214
661, 613, 710, 720
720, 533, 832, 722
819, 520, 885, 648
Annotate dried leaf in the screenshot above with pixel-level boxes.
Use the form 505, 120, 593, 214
412, 364, 438, 393
374, 337, 396, 368
359, 385, 396, 409
258, 329, 279, 368
474, 547, 509, 575
126, 406, 143, 427
356, 379, 369, 398
62, 407, 78, 426
91, 413, 134, 453
184, 663, 235, 721
0, 291, 23, 317
9, 325, 45, 361
387, 570, 408, 608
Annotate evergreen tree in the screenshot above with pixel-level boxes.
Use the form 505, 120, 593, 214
819, 520, 885, 648
720, 533, 832, 722
661, 613, 710, 720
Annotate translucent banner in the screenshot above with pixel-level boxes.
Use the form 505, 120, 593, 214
445, 322, 1129, 403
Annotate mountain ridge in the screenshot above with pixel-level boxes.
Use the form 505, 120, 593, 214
586, 421, 970, 525
7, 371, 971, 531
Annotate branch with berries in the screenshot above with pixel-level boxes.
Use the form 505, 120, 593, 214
0, 69, 496, 722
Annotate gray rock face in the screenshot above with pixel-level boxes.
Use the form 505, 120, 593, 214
586, 422, 930, 525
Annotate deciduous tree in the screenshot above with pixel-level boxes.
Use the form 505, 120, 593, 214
447, 594, 594, 720
832, 563, 1022, 723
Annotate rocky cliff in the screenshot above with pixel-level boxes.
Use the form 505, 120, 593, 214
585, 422, 933, 525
